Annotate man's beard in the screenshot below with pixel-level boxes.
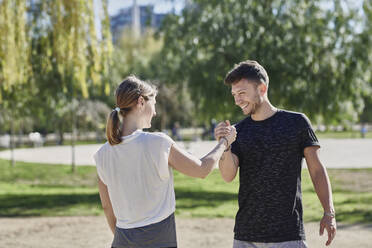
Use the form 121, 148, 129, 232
249, 103, 258, 115
245, 95, 262, 115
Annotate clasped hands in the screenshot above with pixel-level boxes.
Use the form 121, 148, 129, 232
214, 120, 236, 148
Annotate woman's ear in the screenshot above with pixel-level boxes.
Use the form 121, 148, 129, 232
137, 96, 145, 107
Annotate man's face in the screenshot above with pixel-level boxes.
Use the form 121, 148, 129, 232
231, 79, 263, 115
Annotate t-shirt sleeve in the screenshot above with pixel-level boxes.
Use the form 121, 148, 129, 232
300, 114, 320, 155
231, 140, 241, 160
94, 150, 107, 185
152, 133, 175, 180
231, 124, 241, 162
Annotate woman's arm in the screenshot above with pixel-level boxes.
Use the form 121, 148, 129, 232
168, 127, 236, 178
98, 177, 116, 234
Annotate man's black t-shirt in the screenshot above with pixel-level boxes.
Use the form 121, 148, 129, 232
231, 109, 320, 243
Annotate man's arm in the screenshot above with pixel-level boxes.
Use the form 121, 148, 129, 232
214, 120, 239, 182
219, 149, 239, 182
98, 177, 116, 234
304, 146, 336, 246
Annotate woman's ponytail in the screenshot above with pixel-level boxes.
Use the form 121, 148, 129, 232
106, 75, 157, 145
106, 109, 122, 145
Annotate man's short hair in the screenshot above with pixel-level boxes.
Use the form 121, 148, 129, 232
224, 60, 269, 86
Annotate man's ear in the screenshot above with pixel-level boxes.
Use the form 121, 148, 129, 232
259, 83, 267, 96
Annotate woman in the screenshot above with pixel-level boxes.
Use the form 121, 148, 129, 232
94, 75, 236, 248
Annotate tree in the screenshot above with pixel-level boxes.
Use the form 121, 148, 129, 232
159, 0, 367, 125
0, 0, 31, 166
110, 28, 195, 131
358, 0, 372, 123
27, 0, 113, 171
100, 0, 114, 97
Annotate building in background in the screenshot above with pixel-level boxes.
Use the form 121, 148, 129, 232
110, 3, 167, 43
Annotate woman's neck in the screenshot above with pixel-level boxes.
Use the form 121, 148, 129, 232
121, 116, 143, 136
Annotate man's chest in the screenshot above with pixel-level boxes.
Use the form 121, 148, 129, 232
235, 124, 303, 161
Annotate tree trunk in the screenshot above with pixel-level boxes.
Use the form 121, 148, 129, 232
10, 116, 15, 167
18, 129, 23, 147
57, 120, 64, 145
71, 109, 77, 173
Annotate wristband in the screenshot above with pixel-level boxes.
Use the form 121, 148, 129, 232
324, 212, 335, 218
219, 137, 230, 151
219, 137, 231, 152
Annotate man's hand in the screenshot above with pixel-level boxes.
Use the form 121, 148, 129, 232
214, 120, 232, 141
319, 215, 336, 246
224, 123, 236, 147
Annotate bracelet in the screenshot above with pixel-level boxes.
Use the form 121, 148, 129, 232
219, 137, 230, 151
324, 212, 335, 218
224, 145, 231, 152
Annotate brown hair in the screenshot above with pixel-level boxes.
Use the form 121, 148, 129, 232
224, 60, 269, 86
106, 75, 157, 145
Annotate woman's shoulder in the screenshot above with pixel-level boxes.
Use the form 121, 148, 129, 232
94, 142, 110, 163
149, 131, 171, 138
95, 142, 110, 154
142, 131, 173, 142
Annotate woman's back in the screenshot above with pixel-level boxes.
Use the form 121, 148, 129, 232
95, 75, 235, 248
94, 130, 175, 229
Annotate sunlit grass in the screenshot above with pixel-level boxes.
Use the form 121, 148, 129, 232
1, 159, 372, 223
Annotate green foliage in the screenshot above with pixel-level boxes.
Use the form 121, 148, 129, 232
360, 96, 372, 123
358, 1, 372, 122
100, 0, 114, 96
19, 0, 114, 139
0, 0, 32, 117
111, 29, 163, 82
159, 0, 370, 124
110, 29, 196, 129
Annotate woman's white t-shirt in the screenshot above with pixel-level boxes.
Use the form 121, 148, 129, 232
93, 130, 175, 229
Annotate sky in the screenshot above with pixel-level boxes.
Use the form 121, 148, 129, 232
94, 0, 185, 36
107, 0, 185, 15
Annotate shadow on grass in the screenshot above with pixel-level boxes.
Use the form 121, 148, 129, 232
0, 189, 237, 217
0, 193, 100, 217
340, 195, 372, 204
28, 184, 95, 189
335, 209, 372, 223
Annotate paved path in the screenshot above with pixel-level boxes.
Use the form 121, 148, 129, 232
0, 139, 372, 168
1, 216, 371, 248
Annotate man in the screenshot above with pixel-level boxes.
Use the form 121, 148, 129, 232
215, 60, 336, 248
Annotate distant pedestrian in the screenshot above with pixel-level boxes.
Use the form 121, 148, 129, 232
210, 118, 217, 140
361, 124, 367, 138
171, 122, 182, 141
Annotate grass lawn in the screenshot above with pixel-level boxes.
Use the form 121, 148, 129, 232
1, 159, 372, 223
316, 131, 372, 139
